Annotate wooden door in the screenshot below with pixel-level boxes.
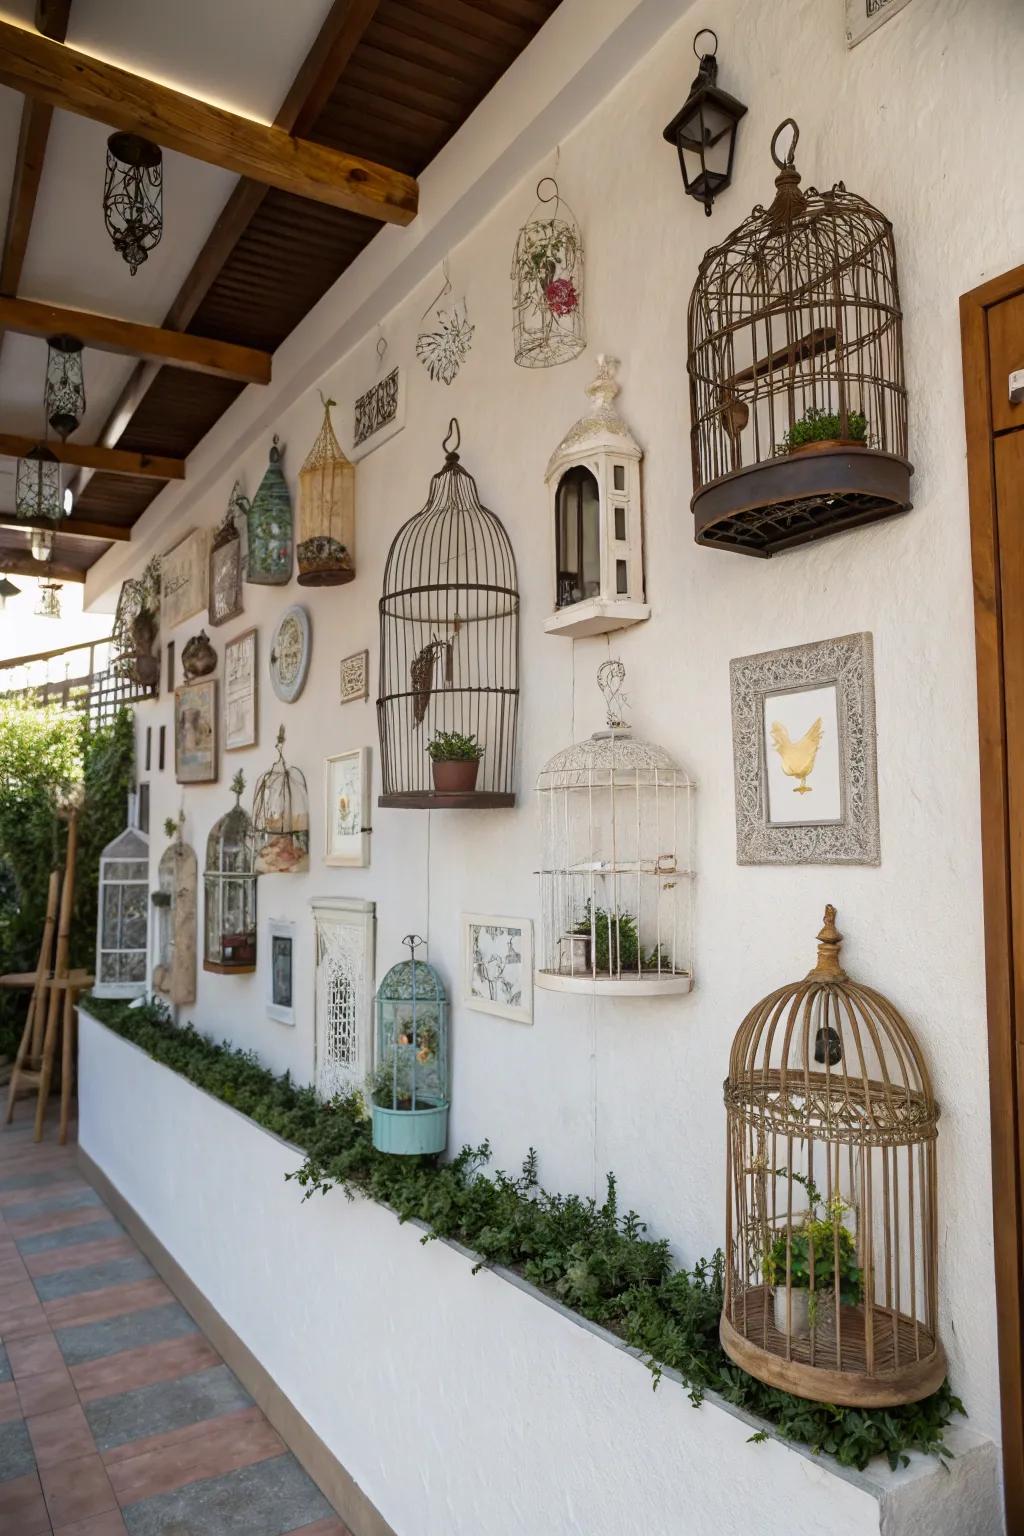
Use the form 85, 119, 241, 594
962, 265, 1024, 1532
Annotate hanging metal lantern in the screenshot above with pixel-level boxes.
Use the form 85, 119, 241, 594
663, 31, 747, 216
45, 335, 86, 439
16, 445, 61, 524
372, 936, 449, 1155
251, 726, 309, 874
511, 177, 585, 369
103, 132, 163, 275
245, 436, 293, 585
297, 397, 355, 586
30, 527, 55, 564
0, 576, 22, 608
35, 581, 63, 619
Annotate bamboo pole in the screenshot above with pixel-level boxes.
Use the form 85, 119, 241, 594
34, 808, 78, 1142
4, 868, 59, 1125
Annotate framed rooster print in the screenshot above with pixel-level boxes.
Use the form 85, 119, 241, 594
730, 633, 879, 865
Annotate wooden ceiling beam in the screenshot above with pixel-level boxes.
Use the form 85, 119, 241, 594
0, 432, 183, 480
0, 18, 418, 225
0, 554, 85, 582
0, 295, 272, 384
1, 514, 131, 542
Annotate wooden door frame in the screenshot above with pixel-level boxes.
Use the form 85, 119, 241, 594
961, 261, 1024, 1531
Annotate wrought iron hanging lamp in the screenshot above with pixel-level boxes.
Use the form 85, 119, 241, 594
103, 133, 163, 274
44, 335, 86, 438
662, 31, 747, 216
35, 581, 62, 619
0, 576, 22, 608
15, 445, 61, 526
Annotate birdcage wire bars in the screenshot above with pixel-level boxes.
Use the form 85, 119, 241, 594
377, 419, 519, 808
721, 906, 943, 1407
204, 774, 257, 974
297, 396, 355, 586
511, 178, 585, 369
687, 119, 911, 557
251, 727, 310, 874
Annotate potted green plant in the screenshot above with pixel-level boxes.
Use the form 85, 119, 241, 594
569, 900, 670, 974
427, 729, 485, 793
779, 406, 868, 456
369, 1032, 447, 1156
763, 1173, 863, 1339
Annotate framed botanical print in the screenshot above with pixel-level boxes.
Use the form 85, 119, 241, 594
162, 528, 208, 631
340, 648, 369, 704
224, 628, 257, 751
730, 633, 879, 865
208, 511, 243, 627
462, 914, 533, 1024
267, 920, 296, 1026
324, 748, 370, 867
175, 679, 217, 784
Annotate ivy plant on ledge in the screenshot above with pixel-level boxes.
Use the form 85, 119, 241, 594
83, 997, 965, 1472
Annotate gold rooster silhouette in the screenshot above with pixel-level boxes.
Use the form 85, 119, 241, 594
770, 717, 824, 795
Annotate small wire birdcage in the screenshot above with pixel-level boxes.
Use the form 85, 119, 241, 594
536, 661, 695, 995
251, 727, 309, 874
511, 178, 585, 369
246, 438, 292, 584
371, 937, 449, 1156
688, 119, 911, 556
204, 773, 257, 973
722, 906, 943, 1407
297, 396, 355, 586
377, 419, 519, 808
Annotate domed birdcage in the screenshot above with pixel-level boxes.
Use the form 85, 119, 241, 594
94, 795, 149, 999
377, 418, 519, 809
511, 177, 585, 369
297, 396, 355, 586
371, 937, 449, 1156
536, 661, 695, 996
204, 772, 257, 974
722, 907, 943, 1407
245, 437, 292, 584
251, 726, 309, 874
152, 815, 197, 1006
688, 119, 911, 557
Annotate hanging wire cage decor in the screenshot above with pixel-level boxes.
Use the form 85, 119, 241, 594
45, 335, 86, 439
204, 772, 257, 974
152, 815, 197, 1007
251, 726, 310, 874
94, 795, 149, 999
15, 445, 62, 525
35, 580, 62, 619
722, 906, 943, 1407
246, 437, 293, 584
688, 119, 911, 557
536, 661, 695, 996
112, 555, 161, 690
103, 132, 163, 275
377, 418, 519, 809
371, 936, 449, 1156
297, 396, 355, 586
511, 177, 585, 369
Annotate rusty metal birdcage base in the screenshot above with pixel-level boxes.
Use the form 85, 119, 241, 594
693, 447, 913, 557
379, 791, 516, 810
721, 1287, 945, 1407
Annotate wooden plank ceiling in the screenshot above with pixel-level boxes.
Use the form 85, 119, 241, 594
0, 0, 562, 579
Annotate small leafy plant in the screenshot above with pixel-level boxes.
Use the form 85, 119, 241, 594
572, 900, 669, 974
763, 1172, 863, 1312
427, 730, 485, 763
780, 407, 868, 452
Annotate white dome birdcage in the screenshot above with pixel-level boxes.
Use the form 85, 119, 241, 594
536, 662, 695, 996
94, 795, 149, 999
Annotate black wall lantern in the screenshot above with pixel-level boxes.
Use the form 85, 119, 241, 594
662, 31, 747, 216
45, 334, 85, 439
15, 445, 61, 526
103, 132, 163, 275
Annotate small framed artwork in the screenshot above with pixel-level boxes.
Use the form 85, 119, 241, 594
324, 748, 371, 867
462, 914, 533, 1025
208, 512, 243, 627
846, 0, 912, 48
175, 679, 217, 784
224, 628, 257, 751
162, 528, 208, 631
340, 648, 369, 704
267, 920, 296, 1026
730, 632, 879, 865
350, 363, 406, 462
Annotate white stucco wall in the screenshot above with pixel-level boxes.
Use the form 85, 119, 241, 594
86, 0, 1023, 1475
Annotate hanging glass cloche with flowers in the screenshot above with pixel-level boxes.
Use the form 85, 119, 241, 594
251, 726, 309, 874
245, 436, 292, 584
297, 395, 355, 586
511, 177, 585, 368
371, 936, 449, 1156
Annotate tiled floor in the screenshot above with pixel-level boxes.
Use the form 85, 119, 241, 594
0, 1112, 350, 1536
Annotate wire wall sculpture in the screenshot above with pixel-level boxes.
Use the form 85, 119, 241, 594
511, 178, 585, 369
416, 264, 474, 385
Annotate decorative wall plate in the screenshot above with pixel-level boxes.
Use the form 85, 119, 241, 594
269, 605, 311, 703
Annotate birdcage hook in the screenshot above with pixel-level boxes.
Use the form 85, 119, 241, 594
771, 118, 800, 171
442, 418, 461, 461
693, 27, 718, 59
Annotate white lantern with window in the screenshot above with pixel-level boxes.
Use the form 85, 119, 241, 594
95, 794, 149, 999
311, 896, 376, 1099
544, 355, 650, 638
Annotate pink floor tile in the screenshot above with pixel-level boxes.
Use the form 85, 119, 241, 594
27, 1402, 98, 1469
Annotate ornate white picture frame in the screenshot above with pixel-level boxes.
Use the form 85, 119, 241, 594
267, 919, 296, 1026
461, 914, 533, 1024
311, 896, 376, 1100
324, 748, 371, 868
730, 633, 879, 865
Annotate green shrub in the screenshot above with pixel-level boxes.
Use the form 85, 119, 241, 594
426, 730, 484, 762
781, 407, 867, 451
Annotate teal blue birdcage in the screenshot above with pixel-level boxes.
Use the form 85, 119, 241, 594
246, 436, 292, 584
372, 936, 449, 1156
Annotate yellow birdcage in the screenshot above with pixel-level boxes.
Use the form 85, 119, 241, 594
297, 396, 355, 586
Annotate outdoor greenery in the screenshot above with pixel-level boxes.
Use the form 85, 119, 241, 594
84, 995, 964, 1472
780, 407, 868, 451
763, 1174, 863, 1315
572, 900, 668, 973
426, 730, 485, 763
0, 701, 134, 1057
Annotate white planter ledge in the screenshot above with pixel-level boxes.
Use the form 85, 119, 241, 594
77, 1008, 1002, 1536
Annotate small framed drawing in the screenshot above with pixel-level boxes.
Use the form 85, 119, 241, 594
224, 628, 257, 751
175, 678, 217, 784
730, 632, 879, 865
462, 914, 533, 1024
340, 648, 369, 704
350, 363, 406, 463
324, 748, 371, 867
208, 512, 243, 627
267, 920, 296, 1025
162, 528, 208, 631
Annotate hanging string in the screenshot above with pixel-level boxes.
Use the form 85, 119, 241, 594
424, 809, 432, 958
420, 258, 453, 322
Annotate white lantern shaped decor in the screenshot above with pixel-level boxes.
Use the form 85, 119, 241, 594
152, 815, 197, 1006
544, 356, 650, 638
536, 661, 695, 996
297, 396, 355, 586
204, 771, 257, 973
252, 727, 310, 874
94, 794, 149, 999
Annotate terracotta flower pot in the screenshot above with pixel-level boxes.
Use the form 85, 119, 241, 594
432, 758, 480, 793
